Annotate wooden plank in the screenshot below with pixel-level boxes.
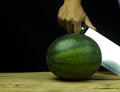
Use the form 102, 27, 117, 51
0, 72, 120, 92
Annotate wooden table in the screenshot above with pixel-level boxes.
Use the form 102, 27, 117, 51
0, 71, 120, 92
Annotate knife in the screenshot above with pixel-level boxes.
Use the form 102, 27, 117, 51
81, 24, 120, 75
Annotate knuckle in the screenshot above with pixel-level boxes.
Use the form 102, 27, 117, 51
73, 18, 80, 23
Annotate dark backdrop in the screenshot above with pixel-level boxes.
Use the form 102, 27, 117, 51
0, 0, 119, 72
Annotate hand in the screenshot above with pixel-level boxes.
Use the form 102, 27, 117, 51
58, 0, 96, 34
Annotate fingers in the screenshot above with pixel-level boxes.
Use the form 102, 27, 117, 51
58, 14, 96, 34
84, 15, 96, 30
58, 17, 96, 34
66, 21, 74, 33
58, 17, 74, 33
58, 19, 82, 34
73, 22, 82, 34
58, 17, 66, 31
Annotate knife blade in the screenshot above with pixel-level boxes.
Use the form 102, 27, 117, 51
81, 24, 120, 75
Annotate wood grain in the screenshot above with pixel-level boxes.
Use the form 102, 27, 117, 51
0, 71, 120, 92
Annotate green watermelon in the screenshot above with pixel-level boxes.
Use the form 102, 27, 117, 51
47, 34, 102, 80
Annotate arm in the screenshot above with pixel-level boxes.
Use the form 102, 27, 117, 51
58, 0, 96, 34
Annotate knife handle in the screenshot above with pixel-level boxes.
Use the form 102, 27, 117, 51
80, 24, 89, 34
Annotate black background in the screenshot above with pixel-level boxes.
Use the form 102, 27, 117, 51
0, 0, 120, 72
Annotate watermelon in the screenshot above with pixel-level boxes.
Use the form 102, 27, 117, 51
47, 34, 102, 80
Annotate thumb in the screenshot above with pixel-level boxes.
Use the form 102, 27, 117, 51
84, 15, 96, 30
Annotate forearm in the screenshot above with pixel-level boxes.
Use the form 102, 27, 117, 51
64, 0, 82, 7
64, 0, 82, 4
